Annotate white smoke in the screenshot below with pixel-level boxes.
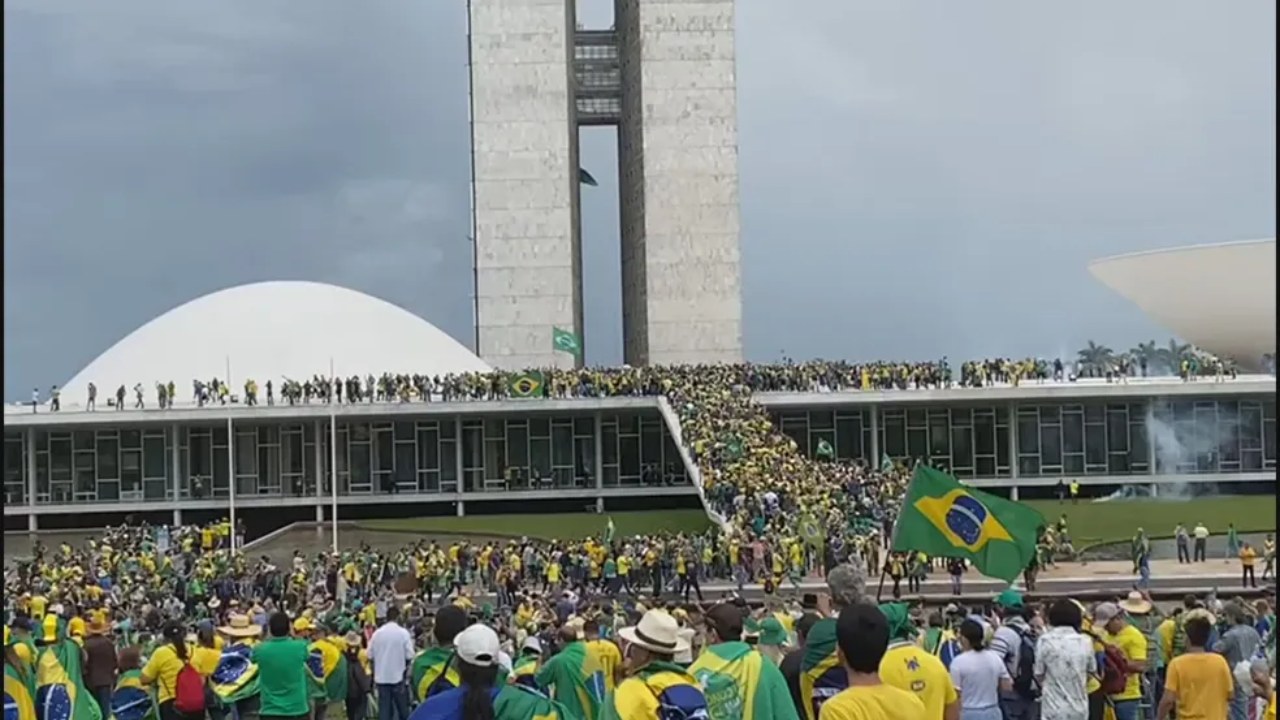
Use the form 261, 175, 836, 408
1144, 403, 1239, 500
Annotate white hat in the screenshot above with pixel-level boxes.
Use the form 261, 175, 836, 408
522, 636, 543, 654
455, 624, 501, 668
673, 627, 697, 664
619, 610, 689, 656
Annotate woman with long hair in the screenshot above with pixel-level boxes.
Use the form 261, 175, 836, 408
141, 620, 205, 720
409, 624, 568, 720
947, 618, 1012, 720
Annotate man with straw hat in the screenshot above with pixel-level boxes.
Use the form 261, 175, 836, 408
218, 614, 264, 645
602, 609, 708, 720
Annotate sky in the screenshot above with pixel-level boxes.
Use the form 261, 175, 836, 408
3, 0, 1275, 399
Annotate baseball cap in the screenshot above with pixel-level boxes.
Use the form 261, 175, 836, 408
705, 603, 745, 641
455, 624, 501, 668
1092, 602, 1121, 625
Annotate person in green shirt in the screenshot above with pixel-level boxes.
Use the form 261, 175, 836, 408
252, 612, 313, 720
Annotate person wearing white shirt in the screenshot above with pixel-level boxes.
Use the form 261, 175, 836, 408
1034, 600, 1095, 720
950, 619, 1012, 720
368, 606, 416, 720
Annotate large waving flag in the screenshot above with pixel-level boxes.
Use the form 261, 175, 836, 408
308, 638, 348, 703
209, 645, 259, 705
34, 640, 102, 720
110, 669, 156, 720
891, 465, 1044, 582
4, 663, 36, 720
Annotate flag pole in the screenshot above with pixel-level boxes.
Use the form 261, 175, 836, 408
330, 356, 339, 555
227, 414, 236, 553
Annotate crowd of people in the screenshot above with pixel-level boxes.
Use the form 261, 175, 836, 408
5, 528, 1277, 720
28, 345, 1248, 413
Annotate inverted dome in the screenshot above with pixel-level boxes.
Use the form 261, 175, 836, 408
60, 281, 490, 408
1089, 239, 1276, 369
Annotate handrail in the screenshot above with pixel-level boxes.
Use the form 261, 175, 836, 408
655, 397, 728, 530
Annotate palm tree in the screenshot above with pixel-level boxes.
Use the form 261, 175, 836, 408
1129, 340, 1159, 375
1156, 338, 1192, 375
1076, 341, 1115, 377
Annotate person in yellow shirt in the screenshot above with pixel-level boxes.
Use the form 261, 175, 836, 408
584, 618, 623, 692
1241, 542, 1259, 588
1154, 615, 1232, 720
1094, 602, 1148, 720
820, 603, 926, 720
141, 621, 201, 712
877, 603, 958, 720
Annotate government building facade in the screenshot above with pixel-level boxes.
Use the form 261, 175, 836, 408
5, 376, 1274, 532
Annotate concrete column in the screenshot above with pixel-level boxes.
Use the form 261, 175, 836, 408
171, 425, 182, 502
172, 509, 182, 526
594, 413, 604, 489
314, 421, 324, 499
28, 514, 37, 532
596, 497, 604, 513
868, 406, 880, 464
315, 504, 323, 523
456, 500, 465, 517
26, 427, 36, 507
455, 417, 465, 495
1008, 402, 1020, 500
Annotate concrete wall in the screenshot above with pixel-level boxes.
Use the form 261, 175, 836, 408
470, 0, 582, 370
616, 0, 743, 366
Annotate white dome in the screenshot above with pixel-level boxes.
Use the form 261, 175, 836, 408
1089, 239, 1276, 369
60, 281, 490, 407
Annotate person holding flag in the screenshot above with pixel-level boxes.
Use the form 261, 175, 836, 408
890, 465, 1043, 584
535, 625, 607, 719
34, 613, 102, 720
688, 603, 799, 720
5, 628, 37, 720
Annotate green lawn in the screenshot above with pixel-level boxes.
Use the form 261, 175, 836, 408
356, 509, 713, 541
1024, 496, 1276, 547
355, 497, 1274, 547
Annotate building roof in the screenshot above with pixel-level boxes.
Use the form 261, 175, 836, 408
54, 281, 490, 409
1089, 238, 1276, 369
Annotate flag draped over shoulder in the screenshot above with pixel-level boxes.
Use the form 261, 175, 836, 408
798, 620, 845, 720
891, 465, 1044, 583
689, 641, 798, 720
110, 669, 157, 720
535, 640, 605, 719
308, 638, 348, 703
35, 639, 102, 720
411, 647, 459, 703
210, 645, 260, 705
495, 685, 570, 720
4, 663, 36, 720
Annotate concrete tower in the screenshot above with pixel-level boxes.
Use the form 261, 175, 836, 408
468, 0, 742, 369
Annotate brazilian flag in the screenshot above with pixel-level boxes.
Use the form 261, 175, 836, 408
508, 371, 546, 399
308, 638, 348, 703
34, 638, 102, 720
4, 663, 36, 720
210, 645, 260, 705
890, 465, 1043, 582
110, 669, 157, 720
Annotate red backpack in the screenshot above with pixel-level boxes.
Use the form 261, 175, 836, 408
1099, 644, 1130, 695
173, 661, 207, 714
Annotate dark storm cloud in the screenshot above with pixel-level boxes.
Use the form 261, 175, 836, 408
3, 0, 1275, 398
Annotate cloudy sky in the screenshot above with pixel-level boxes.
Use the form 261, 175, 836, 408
4, 0, 1274, 398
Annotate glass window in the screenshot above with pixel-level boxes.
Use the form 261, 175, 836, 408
1017, 414, 1039, 454
530, 438, 551, 476
418, 428, 440, 471
619, 436, 640, 479
1039, 405, 1060, 424
1106, 410, 1128, 453
975, 456, 995, 478
639, 423, 661, 465
394, 422, 414, 442
882, 414, 906, 458
974, 412, 995, 456
951, 425, 973, 470
484, 439, 506, 481
97, 438, 119, 480
553, 425, 575, 467
928, 412, 950, 456
376, 432, 393, 472
462, 427, 484, 471
1064, 454, 1084, 474
1129, 421, 1149, 471
507, 425, 529, 470
1018, 455, 1040, 476
529, 417, 551, 438
602, 424, 618, 466
835, 416, 862, 460
121, 430, 142, 449
143, 437, 167, 479
808, 411, 833, 430
906, 429, 927, 462
1062, 411, 1083, 455
574, 417, 593, 436
1264, 419, 1276, 466
349, 444, 370, 490
440, 441, 458, 485
1108, 453, 1129, 474
1039, 425, 1061, 468
951, 408, 972, 427
1240, 404, 1263, 449
996, 425, 1009, 469
394, 444, 416, 484
1085, 424, 1106, 466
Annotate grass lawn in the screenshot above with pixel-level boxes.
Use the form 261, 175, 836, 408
356, 509, 713, 541
1024, 496, 1276, 548
355, 497, 1274, 548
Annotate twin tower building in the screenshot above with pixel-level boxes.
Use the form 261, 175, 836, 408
469, 0, 743, 369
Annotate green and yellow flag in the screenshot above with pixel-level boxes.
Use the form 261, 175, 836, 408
552, 327, 581, 356
815, 439, 835, 461
508, 371, 546, 399
891, 465, 1043, 582
689, 641, 797, 720
34, 635, 102, 720
4, 662, 36, 720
